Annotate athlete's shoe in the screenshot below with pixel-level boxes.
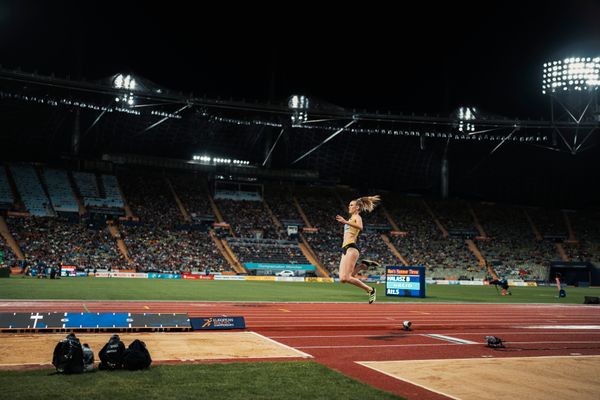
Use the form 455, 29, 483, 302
361, 259, 381, 269
368, 287, 376, 304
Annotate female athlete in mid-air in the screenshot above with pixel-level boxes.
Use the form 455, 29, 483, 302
335, 195, 380, 303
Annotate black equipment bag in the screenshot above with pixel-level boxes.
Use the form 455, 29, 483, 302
122, 339, 152, 370
99, 334, 126, 370
52, 333, 84, 374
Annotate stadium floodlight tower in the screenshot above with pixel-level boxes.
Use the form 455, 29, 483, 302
113, 73, 136, 106
288, 95, 309, 126
542, 57, 600, 154
455, 106, 477, 133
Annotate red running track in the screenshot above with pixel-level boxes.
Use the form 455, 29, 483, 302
1, 301, 599, 400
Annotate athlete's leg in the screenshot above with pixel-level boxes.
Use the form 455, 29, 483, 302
339, 248, 372, 293
352, 261, 368, 277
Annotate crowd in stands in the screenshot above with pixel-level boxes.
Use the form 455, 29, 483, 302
6, 216, 124, 270
264, 185, 303, 223
119, 172, 182, 225
4, 163, 600, 281
216, 199, 279, 239
385, 196, 479, 276
169, 174, 213, 221
475, 204, 553, 279
527, 207, 567, 238
428, 198, 474, 231
227, 237, 309, 265
0, 237, 18, 268
118, 172, 230, 273
566, 211, 600, 264
294, 188, 346, 273
123, 227, 228, 273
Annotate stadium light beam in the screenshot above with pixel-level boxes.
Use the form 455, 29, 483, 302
292, 119, 356, 164
262, 127, 286, 167
136, 103, 191, 135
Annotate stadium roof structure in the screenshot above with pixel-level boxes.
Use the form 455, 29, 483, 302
0, 66, 599, 207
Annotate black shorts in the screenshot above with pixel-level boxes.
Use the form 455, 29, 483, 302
342, 243, 360, 255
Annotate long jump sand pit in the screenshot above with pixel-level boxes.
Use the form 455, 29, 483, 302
0, 331, 310, 368
359, 355, 600, 400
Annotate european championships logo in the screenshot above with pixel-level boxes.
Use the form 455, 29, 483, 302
201, 318, 213, 328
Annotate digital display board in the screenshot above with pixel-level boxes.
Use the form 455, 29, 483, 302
385, 266, 426, 298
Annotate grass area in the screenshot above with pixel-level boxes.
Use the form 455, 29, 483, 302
0, 362, 403, 400
0, 276, 598, 303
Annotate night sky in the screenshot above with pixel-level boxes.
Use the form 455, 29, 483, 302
2, 0, 600, 120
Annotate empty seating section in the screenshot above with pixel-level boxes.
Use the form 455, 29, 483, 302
101, 175, 125, 208
73, 171, 99, 200
10, 165, 53, 216
0, 166, 14, 209
43, 169, 78, 213
74, 172, 123, 209
227, 237, 309, 264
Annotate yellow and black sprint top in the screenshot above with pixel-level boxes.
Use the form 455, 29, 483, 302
342, 215, 361, 248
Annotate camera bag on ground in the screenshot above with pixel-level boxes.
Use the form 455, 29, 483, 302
52, 333, 84, 374
122, 339, 152, 370
99, 334, 125, 370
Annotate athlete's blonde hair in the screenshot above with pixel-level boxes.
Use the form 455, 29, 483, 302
355, 195, 380, 213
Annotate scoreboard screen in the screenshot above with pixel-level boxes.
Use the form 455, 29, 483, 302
385, 266, 426, 298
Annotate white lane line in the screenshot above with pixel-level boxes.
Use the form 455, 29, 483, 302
250, 320, 599, 327
297, 343, 463, 349
424, 334, 478, 345
247, 331, 313, 358
518, 325, 600, 330
492, 340, 600, 345
269, 332, 600, 339
359, 354, 600, 364
269, 334, 407, 339
443, 331, 600, 336
295, 340, 600, 349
